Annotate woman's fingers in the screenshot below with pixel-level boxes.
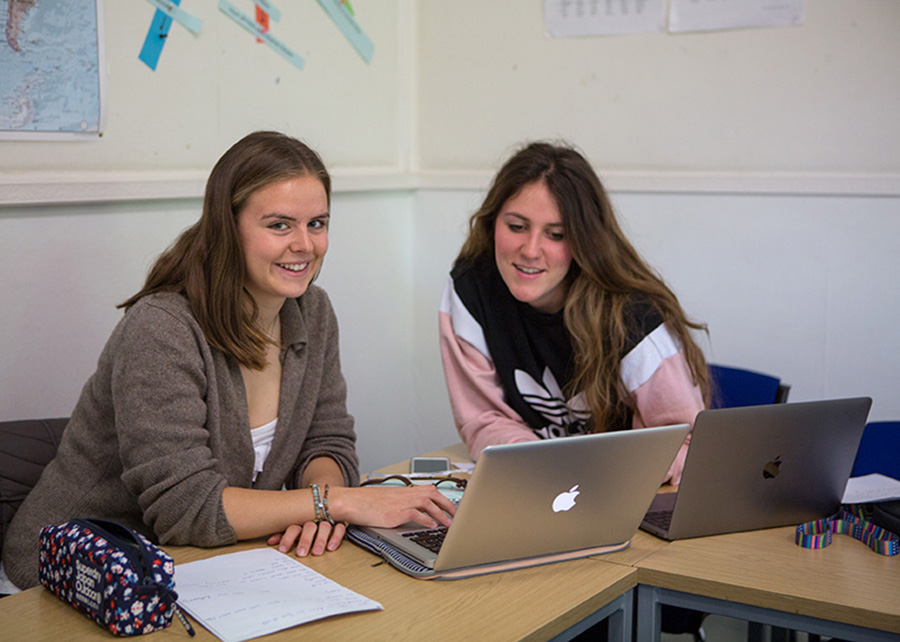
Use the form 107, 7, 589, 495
297, 521, 323, 556
404, 491, 455, 529
270, 521, 346, 557
326, 521, 346, 552
273, 523, 303, 553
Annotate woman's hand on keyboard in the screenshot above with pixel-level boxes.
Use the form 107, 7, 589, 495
331, 485, 456, 530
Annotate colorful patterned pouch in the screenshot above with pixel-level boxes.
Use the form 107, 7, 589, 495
39, 518, 194, 636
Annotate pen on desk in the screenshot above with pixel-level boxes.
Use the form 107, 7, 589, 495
174, 604, 196, 637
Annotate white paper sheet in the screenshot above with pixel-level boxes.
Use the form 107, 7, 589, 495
669, 0, 804, 33
544, 0, 666, 37
176, 548, 382, 642
842, 473, 900, 505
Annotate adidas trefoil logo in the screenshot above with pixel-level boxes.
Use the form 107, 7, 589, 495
514, 367, 590, 438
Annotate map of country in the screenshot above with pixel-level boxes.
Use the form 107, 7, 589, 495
1, 0, 101, 134
5, 0, 36, 52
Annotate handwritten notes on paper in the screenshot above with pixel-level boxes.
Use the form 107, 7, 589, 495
176, 548, 382, 642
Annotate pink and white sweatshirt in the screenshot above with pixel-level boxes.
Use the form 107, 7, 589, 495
439, 257, 704, 484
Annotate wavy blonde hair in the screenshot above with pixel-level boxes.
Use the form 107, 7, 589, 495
457, 141, 709, 431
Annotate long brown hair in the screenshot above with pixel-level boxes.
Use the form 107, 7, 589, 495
120, 131, 331, 370
457, 141, 709, 431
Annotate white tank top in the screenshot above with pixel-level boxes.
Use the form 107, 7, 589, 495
251, 418, 278, 482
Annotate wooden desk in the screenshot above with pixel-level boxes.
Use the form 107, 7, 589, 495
432, 443, 900, 640
595, 530, 670, 568
4, 444, 897, 641
0, 442, 638, 641
0, 540, 635, 641
634, 526, 900, 641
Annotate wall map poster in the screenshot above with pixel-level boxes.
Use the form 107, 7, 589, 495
1, 0, 104, 139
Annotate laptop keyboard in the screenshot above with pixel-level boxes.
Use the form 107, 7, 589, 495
643, 510, 673, 530
398, 494, 460, 554
402, 527, 448, 553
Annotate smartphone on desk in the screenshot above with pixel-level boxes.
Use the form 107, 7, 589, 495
410, 456, 450, 474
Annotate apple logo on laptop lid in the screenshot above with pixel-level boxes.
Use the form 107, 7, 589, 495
552, 485, 580, 513
763, 455, 782, 479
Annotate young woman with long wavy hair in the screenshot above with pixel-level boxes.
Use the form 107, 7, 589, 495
440, 141, 709, 484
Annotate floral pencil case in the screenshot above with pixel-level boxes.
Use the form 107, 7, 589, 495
39, 518, 194, 636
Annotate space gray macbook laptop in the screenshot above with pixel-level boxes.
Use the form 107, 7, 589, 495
357, 423, 690, 575
640, 397, 872, 541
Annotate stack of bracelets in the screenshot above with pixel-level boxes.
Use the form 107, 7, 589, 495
309, 483, 335, 526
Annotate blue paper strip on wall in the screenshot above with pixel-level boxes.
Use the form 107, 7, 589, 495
139, 0, 182, 71
316, 0, 374, 63
145, 0, 203, 34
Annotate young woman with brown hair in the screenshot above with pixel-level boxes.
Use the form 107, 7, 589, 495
440, 141, 709, 484
3, 131, 454, 590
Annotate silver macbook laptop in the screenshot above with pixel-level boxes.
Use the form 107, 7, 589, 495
359, 423, 691, 573
640, 397, 872, 541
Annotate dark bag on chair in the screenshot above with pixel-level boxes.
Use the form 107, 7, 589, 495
0, 418, 68, 553
849, 500, 900, 537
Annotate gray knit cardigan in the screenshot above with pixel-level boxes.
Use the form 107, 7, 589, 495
3, 286, 359, 589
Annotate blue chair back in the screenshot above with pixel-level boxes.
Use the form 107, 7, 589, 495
850, 421, 900, 480
708, 364, 789, 409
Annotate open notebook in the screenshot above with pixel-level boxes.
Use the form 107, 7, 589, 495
641, 397, 872, 540
349, 424, 690, 579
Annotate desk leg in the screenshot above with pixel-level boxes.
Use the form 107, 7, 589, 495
635, 585, 663, 642
607, 590, 633, 642
549, 589, 634, 642
748, 621, 765, 642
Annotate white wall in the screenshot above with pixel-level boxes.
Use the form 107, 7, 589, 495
315, 190, 429, 472
0, 199, 200, 421
2, 1, 899, 475
415, 1, 900, 174
613, 190, 900, 418
410, 189, 485, 453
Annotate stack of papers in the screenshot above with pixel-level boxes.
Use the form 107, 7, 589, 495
842, 473, 900, 504
175, 548, 382, 642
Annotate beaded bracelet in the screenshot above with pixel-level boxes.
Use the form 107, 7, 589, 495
322, 485, 336, 526
310, 483, 325, 524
